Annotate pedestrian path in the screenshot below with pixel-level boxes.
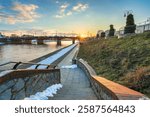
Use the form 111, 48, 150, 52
50, 45, 97, 100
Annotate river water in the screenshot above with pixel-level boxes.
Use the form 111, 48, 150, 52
0, 41, 72, 70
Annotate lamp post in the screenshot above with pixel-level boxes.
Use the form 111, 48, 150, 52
55, 30, 58, 37
34, 32, 36, 37
124, 10, 133, 17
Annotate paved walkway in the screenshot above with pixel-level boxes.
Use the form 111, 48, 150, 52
50, 45, 97, 100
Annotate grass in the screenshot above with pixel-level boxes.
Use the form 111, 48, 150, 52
78, 32, 150, 97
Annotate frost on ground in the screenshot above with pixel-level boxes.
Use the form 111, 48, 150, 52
61, 64, 77, 69
24, 84, 63, 100
28, 44, 76, 69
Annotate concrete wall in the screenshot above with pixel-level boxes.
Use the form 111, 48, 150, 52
17, 44, 77, 69
76, 59, 148, 100
0, 69, 60, 100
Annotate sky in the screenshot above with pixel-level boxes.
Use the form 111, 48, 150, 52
0, 0, 150, 36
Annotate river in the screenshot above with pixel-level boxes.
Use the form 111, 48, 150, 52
0, 41, 72, 70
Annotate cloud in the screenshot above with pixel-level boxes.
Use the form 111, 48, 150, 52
0, 2, 39, 24
55, 14, 64, 18
6, 16, 16, 24
12, 2, 39, 19
60, 3, 69, 9
55, 3, 88, 19
59, 3, 69, 15
73, 3, 88, 12
66, 11, 72, 16
55, 3, 69, 18
0, 12, 16, 24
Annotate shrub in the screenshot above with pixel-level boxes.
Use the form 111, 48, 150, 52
121, 66, 150, 91
124, 14, 136, 34
109, 24, 115, 37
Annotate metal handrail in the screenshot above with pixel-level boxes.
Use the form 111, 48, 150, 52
0, 61, 17, 67
0, 61, 56, 70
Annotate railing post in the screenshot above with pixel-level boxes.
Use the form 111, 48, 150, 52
13, 62, 22, 70
57, 37, 61, 46
72, 38, 75, 44
35, 64, 41, 69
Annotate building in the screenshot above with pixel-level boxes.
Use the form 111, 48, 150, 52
115, 23, 150, 38
96, 30, 104, 38
117, 23, 150, 35
136, 23, 150, 34
105, 30, 110, 38
115, 27, 125, 38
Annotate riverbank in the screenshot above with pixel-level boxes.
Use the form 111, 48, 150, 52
78, 32, 150, 97
18, 44, 77, 69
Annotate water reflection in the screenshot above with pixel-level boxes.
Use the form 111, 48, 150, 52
0, 41, 72, 70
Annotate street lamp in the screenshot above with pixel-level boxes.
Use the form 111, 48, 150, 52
34, 32, 36, 37
124, 10, 133, 17
55, 30, 58, 37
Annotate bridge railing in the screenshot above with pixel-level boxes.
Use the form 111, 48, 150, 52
0, 61, 56, 71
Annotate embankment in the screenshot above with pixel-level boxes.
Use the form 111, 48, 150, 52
78, 32, 150, 97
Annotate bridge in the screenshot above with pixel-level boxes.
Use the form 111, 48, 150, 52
0, 33, 80, 46
0, 44, 148, 100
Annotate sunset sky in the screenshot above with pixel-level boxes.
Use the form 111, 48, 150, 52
0, 0, 150, 36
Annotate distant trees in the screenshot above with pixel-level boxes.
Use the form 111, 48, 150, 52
124, 14, 136, 34
108, 24, 115, 36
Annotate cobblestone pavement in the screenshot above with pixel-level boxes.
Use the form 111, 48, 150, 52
49, 45, 97, 100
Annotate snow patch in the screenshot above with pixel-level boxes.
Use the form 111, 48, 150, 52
139, 96, 149, 100
24, 84, 63, 100
0, 42, 5, 45
61, 64, 77, 69
0, 70, 13, 77
28, 44, 76, 69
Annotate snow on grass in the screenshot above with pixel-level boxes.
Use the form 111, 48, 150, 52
61, 64, 77, 69
28, 44, 76, 69
24, 84, 63, 100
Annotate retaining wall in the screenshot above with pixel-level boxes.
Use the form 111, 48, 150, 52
76, 59, 148, 100
17, 44, 77, 69
0, 69, 60, 100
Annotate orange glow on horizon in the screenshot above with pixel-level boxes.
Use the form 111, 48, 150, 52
80, 34, 87, 38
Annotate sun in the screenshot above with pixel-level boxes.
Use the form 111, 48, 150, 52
80, 34, 87, 38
